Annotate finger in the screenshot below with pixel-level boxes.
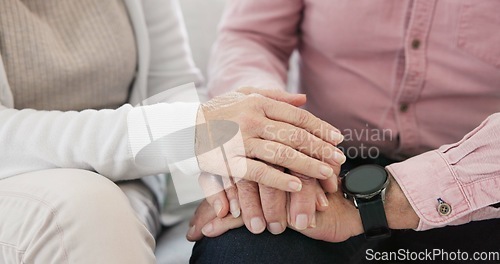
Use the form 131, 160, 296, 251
319, 177, 338, 194
198, 173, 229, 218
246, 138, 337, 181
258, 184, 287, 235
257, 121, 346, 167
319, 162, 342, 193
235, 158, 303, 192
200, 215, 245, 238
288, 172, 318, 230
222, 177, 241, 218
315, 182, 330, 212
237, 87, 306, 107
187, 200, 217, 241
260, 97, 344, 146
236, 180, 266, 234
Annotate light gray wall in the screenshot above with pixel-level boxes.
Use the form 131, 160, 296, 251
179, 0, 299, 93
179, 0, 227, 78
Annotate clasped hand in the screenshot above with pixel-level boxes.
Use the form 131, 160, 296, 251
189, 88, 364, 242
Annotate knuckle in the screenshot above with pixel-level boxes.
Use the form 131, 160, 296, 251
291, 192, 315, 206
273, 144, 292, 165
246, 93, 265, 107
290, 129, 308, 147
236, 179, 258, 193
262, 202, 285, 220
295, 110, 311, 127
249, 164, 268, 183
316, 140, 337, 160
245, 139, 257, 158
225, 185, 238, 197
300, 157, 316, 174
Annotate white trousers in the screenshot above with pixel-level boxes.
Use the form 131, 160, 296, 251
0, 169, 160, 264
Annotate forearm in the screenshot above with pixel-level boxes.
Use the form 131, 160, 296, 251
0, 102, 199, 181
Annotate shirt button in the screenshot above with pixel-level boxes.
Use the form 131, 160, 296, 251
411, 39, 421, 49
399, 103, 409, 113
438, 202, 452, 216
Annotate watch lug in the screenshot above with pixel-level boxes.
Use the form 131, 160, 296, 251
353, 198, 359, 208
381, 188, 387, 203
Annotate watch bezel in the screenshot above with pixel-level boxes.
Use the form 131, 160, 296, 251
341, 164, 389, 201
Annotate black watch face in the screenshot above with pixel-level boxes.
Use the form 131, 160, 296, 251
344, 165, 387, 195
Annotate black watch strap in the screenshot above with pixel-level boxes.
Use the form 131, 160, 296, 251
357, 196, 391, 240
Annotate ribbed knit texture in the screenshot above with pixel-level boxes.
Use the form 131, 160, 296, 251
0, 0, 137, 111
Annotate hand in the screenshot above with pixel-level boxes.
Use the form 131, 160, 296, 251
191, 174, 331, 238
201, 166, 334, 235
187, 199, 244, 242
187, 174, 420, 242
187, 191, 362, 243
196, 88, 345, 192
293, 191, 363, 242
296, 173, 420, 242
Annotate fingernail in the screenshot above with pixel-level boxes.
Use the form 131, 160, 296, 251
333, 181, 339, 192
214, 200, 223, 217
331, 132, 344, 144
230, 199, 241, 218
250, 217, 266, 233
320, 165, 333, 178
201, 223, 213, 235
268, 222, 284, 235
288, 181, 302, 192
310, 215, 317, 228
333, 149, 346, 165
295, 214, 308, 230
187, 225, 196, 238
318, 193, 329, 207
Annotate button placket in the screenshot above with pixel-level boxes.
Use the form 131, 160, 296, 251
396, 0, 437, 155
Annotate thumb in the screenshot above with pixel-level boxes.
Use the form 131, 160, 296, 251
238, 87, 306, 107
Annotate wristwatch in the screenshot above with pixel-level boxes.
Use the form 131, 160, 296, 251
341, 164, 391, 240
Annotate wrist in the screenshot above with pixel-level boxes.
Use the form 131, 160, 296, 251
384, 170, 420, 230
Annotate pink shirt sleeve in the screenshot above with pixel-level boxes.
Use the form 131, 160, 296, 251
207, 0, 303, 96
387, 113, 500, 231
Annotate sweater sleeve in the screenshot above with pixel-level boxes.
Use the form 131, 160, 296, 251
386, 113, 500, 231
0, 102, 200, 182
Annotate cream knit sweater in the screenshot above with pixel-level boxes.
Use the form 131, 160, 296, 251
0, 0, 137, 111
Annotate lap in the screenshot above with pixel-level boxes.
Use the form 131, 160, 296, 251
0, 169, 160, 232
192, 219, 500, 264
190, 227, 375, 264
0, 169, 161, 244
0, 169, 160, 263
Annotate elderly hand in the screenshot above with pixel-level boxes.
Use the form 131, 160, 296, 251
187, 174, 420, 243
196, 88, 345, 193
187, 189, 362, 243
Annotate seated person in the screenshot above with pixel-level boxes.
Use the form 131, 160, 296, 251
189, 0, 500, 263
0, 0, 343, 263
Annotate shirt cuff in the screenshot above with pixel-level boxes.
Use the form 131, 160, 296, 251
386, 150, 472, 231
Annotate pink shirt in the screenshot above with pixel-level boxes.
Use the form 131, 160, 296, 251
208, 0, 500, 230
